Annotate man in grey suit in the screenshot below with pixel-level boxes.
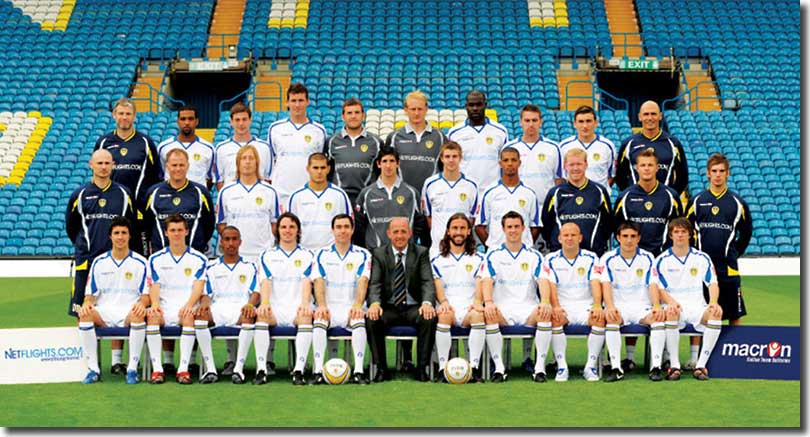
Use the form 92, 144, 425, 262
366, 217, 437, 382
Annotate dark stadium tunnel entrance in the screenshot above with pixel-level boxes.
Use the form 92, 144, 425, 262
596, 71, 680, 129
170, 71, 252, 128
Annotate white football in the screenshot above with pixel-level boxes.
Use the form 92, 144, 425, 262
444, 357, 471, 384
323, 358, 351, 385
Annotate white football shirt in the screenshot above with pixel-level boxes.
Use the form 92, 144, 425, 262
504, 137, 562, 203
431, 252, 484, 301
598, 247, 655, 307
267, 118, 327, 204
204, 257, 258, 304
448, 118, 509, 192
287, 183, 352, 251
479, 244, 542, 305
478, 181, 539, 248
216, 180, 281, 259
213, 136, 273, 184
86, 250, 148, 309
157, 136, 215, 186
421, 173, 479, 252
559, 134, 617, 189
147, 247, 207, 307
653, 247, 717, 302
258, 245, 315, 308
541, 249, 599, 303
310, 245, 371, 306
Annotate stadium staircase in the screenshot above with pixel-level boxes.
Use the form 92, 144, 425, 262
195, 128, 217, 143
604, 0, 642, 58
557, 60, 593, 111
253, 60, 290, 112
131, 62, 166, 113
682, 64, 721, 111
206, 0, 246, 60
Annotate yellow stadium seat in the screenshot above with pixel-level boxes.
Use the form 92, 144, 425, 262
484, 109, 498, 122
294, 20, 307, 28
267, 18, 281, 27
0, 124, 6, 132
542, 17, 556, 26
556, 17, 569, 26
394, 120, 407, 130
7, 176, 21, 185
295, 10, 308, 17
530, 17, 543, 27
280, 18, 294, 28
27, 111, 41, 118
439, 120, 454, 129
40, 22, 54, 31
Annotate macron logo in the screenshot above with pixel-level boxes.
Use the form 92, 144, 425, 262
767, 341, 782, 358
722, 340, 792, 363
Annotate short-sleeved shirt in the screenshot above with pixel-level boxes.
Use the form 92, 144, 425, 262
157, 136, 215, 186
504, 137, 562, 203
267, 118, 328, 203
653, 247, 717, 303
213, 136, 273, 184
479, 244, 543, 305
216, 180, 281, 259
287, 183, 352, 251
386, 123, 446, 198
355, 177, 421, 249
540, 179, 613, 256
140, 179, 215, 253
448, 118, 509, 192
478, 181, 539, 248
311, 245, 371, 306
540, 249, 599, 303
326, 128, 381, 201
431, 252, 484, 301
94, 130, 160, 200
597, 248, 655, 307
65, 181, 136, 263
258, 245, 315, 307
614, 182, 682, 255
204, 257, 258, 304
559, 134, 617, 190
147, 247, 207, 307
86, 250, 148, 308
421, 173, 479, 253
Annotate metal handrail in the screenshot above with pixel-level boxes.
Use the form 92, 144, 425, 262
597, 88, 630, 113
129, 82, 185, 113
564, 79, 596, 111
218, 79, 284, 114
207, 33, 242, 60
611, 32, 644, 58
662, 80, 719, 111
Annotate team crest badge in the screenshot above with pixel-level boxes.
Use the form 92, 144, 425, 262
325, 202, 333, 211
172, 197, 181, 206
360, 144, 368, 153
690, 268, 698, 276
485, 137, 493, 145
575, 196, 584, 205
125, 272, 133, 280
193, 153, 201, 161
239, 274, 247, 283
98, 198, 106, 208
521, 263, 529, 271
593, 153, 601, 161
184, 268, 192, 276
538, 153, 545, 162
304, 135, 312, 143
577, 267, 586, 276
120, 148, 128, 156
636, 268, 644, 278
518, 199, 526, 208
294, 259, 302, 268
644, 201, 653, 211
459, 193, 467, 201
425, 140, 434, 149
255, 196, 263, 206
465, 264, 473, 272
711, 206, 720, 215
396, 195, 405, 205
346, 262, 354, 271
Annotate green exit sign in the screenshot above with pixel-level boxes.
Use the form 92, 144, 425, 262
619, 59, 659, 70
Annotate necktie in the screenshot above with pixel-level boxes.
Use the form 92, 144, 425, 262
393, 251, 406, 308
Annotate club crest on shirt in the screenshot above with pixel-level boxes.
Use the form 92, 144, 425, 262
173, 197, 181, 206
537, 153, 545, 162
120, 148, 128, 156
593, 153, 601, 161
575, 196, 584, 205
255, 196, 263, 206
345, 262, 354, 271
294, 259, 302, 268
239, 274, 247, 283
125, 271, 133, 280
577, 267, 586, 276
644, 201, 653, 211
98, 198, 106, 208
425, 140, 434, 149
184, 268, 192, 276
690, 267, 698, 276
636, 268, 644, 278
711, 206, 720, 215
521, 263, 529, 271
193, 153, 201, 161
396, 195, 405, 205
304, 135, 312, 143
459, 193, 467, 201
485, 137, 493, 145
518, 199, 526, 208
325, 202, 333, 211
465, 264, 473, 272
360, 144, 369, 153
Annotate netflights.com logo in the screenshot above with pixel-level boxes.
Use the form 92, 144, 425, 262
721, 340, 792, 364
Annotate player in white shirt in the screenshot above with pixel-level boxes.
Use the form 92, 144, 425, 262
216, 144, 281, 262
157, 105, 214, 188
78, 217, 149, 384
310, 214, 372, 385
256, 212, 316, 385
267, 83, 328, 206
421, 141, 478, 257
476, 147, 540, 250
504, 104, 563, 205
288, 152, 352, 250
558, 106, 617, 190
652, 217, 722, 381
598, 221, 666, 382
431, 214, 485, 382
447, 90, 509, 193
145, 215, 208, 385
213, 102, 273, 191
541, 222, 603, 382
479, 211, 553, 383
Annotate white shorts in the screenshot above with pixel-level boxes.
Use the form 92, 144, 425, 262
273, 304, 299, 327
678, 299, 708, 332
497, 301, 536, 326
328, 303, 366, 328
96, 305, 130, 327
212, 302, 243, 327
615, 303, 652, 325
561, 300, 592, 325
447, 296, 475, 326
161, 301, 198, 326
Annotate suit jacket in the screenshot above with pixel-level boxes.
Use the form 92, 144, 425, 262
368, 242, 435, 307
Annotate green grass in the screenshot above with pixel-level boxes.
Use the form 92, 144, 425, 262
0, 276, 800, 427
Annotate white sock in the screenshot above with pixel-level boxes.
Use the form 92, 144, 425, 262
127, 322, 146, 372
522, 338, 533, 360
650, 322, 666, 369
585, 326, 606, 370
190, 348, 198, 365
605, 324, 621, 370
146, 325, 163, 373
665, 321, 681, 369
350, 319, 367, 374
163, 350, 174, 366
697, 320, 722, 368
551, 326, 568, 370
233, 324, 254, 376
435, 323, 452, 370
111, 348, 123, 366
194, 320, 216, 375
178, 327, 196, 373
626, 344, 636, 362
468, 323, 485, 369
294, 324, 313, 373
534, 322, 552, 374
79, 322, 99, 373
254, 322, 269, 372
690, 343, 700, 363
485, 324, 505, 374
312, 319, 328, 374
226, 339, 238, 363
328, 339, 340, 359
268, 338, 275, 363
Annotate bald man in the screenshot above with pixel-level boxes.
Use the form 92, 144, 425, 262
616, 101, 689, 195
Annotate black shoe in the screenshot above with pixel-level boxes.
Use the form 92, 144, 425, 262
436, 372, 450, 384
372, 369, 391, 383
310, 373, 326, 385
468, 368, 484, 384
163, 363, 177, 376
231, 372, 245, 384
402, 360, 415, 373
221, 361, 235, 377
351, 372, 369, 385
649, 367, 664, 382
604, 368, 624, 383
253, 370, 267, 385
521, 357, 535, 374
532, 372, 547, 383
266, 361, 277, 376
292, 371, 306, 386
188, 363, 200, 376
621, 359, 637, 373
416, 370, 431, 382
545, 361, 558, 375
491, 372, 507, 383
110, 363, 127, 375
662, 359, 671, 371
199, 372, 218, 384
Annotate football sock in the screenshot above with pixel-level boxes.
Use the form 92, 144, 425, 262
626, 344, 636, 362
111, 348, 123, 366
146, 325, 163, 373
485, 324, 505, 374
534, 322, 552, 374
650, 322, 666, 369
294, 324, 313, 373
665, 321, 681, 369
163, 350, 174, 367
468, 323, 485, 369
696, 320, 722, 368
194, 320, 216, 374
585, 326, 606, 370
226, 339, 238, 363
178, 327, 196, 373
233, 324, 254, 376
312, 319, 328, 374
435, 323, 452, 370
127, 322, 146, 372
690, 343, 700, 363
551, 326, 568, 371
78, 321, 99, 373
605, 324, 622, 370
350, 319, 367, 374
254, 322, 269, 372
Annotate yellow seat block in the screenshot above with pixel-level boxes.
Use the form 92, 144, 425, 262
267, 18, 281, 27
484, 109, 498, 122
7, 175, 21, 185
556, 18, 569, 26
41, 22, 54, 31
530, 17, 543, 27
439, 120, 454, 129
27, 111, 41, 118
394, 120, 407, 130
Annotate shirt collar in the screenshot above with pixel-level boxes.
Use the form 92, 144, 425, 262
392, 245, 408, 259
376, 175, 403, 189
405, 123, 433, 134
341, 127, 368, 138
